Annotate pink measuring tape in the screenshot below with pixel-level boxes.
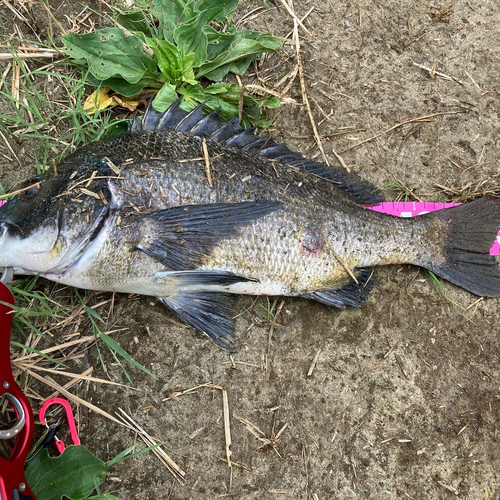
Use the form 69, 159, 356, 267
366, 201, 461, 216
366, 201, 500, 255
0, 200, 498, 254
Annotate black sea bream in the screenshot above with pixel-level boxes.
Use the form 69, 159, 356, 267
1, 101, 499, 347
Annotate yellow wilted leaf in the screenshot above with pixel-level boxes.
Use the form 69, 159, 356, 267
84, 87, 114, 114
111, 95, 141, 112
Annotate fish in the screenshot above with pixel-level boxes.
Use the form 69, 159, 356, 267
0, 100, 499, 348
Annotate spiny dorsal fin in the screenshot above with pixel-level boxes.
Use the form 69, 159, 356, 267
129, 99, 385, 205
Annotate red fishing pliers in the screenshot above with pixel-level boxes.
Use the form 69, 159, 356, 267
0, 275, 36, 500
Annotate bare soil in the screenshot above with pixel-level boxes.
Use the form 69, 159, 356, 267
1, 1, 499, 499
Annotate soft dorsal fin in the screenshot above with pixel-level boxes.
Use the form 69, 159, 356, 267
129, 99, 385, 205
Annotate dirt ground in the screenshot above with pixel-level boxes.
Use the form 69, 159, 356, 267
1, 0, 500, 499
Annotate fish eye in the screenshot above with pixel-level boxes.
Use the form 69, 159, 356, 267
19, 179, 42, 200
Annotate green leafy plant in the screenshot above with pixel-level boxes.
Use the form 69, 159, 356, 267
62, 0, 283, 127
25, 443, 159, 500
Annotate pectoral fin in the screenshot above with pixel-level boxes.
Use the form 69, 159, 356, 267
138, 201, 281, 270
159, 292, 234, 349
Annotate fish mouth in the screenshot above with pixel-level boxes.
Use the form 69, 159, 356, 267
0, 218, 60, 277
0, 219, 59, 254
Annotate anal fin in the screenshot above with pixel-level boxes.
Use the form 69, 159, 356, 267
302, 269, 376, 308
159, 293, 234, 349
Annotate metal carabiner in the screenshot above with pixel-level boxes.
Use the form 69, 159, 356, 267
0, 393, 26, 440
39, 398, 81, 454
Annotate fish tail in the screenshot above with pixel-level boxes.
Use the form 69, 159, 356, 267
419, 197, 500, 297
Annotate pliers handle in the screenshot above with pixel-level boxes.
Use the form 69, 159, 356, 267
0, 282, 36, 500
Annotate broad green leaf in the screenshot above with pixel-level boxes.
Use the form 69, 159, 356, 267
173, 14, 209, 66
86, 74, 164, 97
177, 84, 243, 122
177, 87, 235, 122
204, 25, 239, 59
152, 82, 178, 112
203, 31, 258, 80
260, 96, 281, 109
197, 31, 283, 80
194, 0, 240, 23
147, 38, 182, 81
242, 104, 277, 129
62, 28, 158, 85
26, 446, 106, 500
172, 0, 240, 66
202, 82, 278, 107
116, 11, 152, 36
146, 38, 197, 85
151, 0, 195, 40
179, 52, 197, 84
204, 28, 283, 60
177, 83, 217, 109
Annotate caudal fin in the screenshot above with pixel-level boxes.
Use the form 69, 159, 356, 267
422, 197, 500, 297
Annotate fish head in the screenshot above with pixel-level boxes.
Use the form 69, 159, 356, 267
0, 168, 111, 276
